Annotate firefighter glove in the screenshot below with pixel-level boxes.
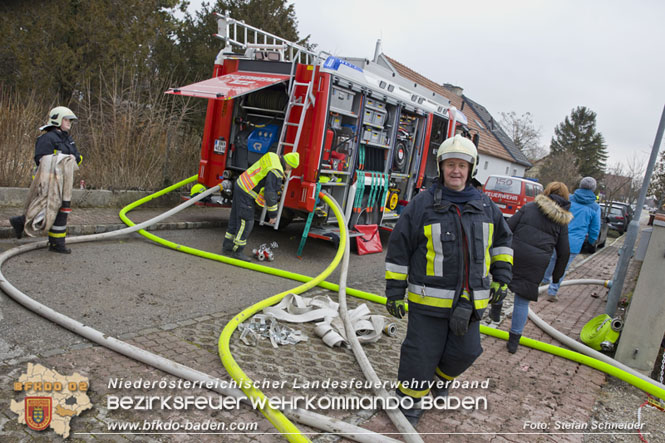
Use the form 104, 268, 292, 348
386, 299, 406, 319
450, 300, 473, 336
489, 281, 509, 304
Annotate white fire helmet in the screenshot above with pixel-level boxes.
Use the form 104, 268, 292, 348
41, 106, 77, 130
436, 134, 479, 180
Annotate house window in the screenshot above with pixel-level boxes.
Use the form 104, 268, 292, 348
484, 161, 488, 170
505, 167, 509, 174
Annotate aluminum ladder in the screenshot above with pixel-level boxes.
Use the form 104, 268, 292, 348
259, 67, 316, 229
214, 11, 319, 64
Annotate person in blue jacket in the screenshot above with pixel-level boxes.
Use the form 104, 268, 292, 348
541, 176, 601, 301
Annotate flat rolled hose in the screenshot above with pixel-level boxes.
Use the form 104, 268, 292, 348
580, 314, 615, 351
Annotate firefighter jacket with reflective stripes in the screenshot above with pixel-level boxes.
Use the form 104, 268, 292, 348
385, 182, 513, 319
34, 128, 82, 166
236, 152, 285, 217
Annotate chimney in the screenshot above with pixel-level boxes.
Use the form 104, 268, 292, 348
373, 39, 382, 63
443, 83, 464, 97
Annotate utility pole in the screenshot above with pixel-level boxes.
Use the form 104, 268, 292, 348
605, 105, 665, 316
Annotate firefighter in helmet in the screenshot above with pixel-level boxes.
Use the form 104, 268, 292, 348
222, 151, 299, 261
9, 106, 83, 253
384, 134, 513, 426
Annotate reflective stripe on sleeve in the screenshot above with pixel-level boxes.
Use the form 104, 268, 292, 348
473, 289, 490, 310
385, 262, 408, 280
490, 246, 514, 265
385, 271, 407, 280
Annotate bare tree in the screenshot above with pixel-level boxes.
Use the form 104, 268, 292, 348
499, 111, 547, 162
601, 163, 631, 204
600, 158, 645, 204
536, 151, 581, 191
624, 156, 646, 204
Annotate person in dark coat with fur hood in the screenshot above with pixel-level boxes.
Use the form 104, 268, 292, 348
504, 181, 573, 353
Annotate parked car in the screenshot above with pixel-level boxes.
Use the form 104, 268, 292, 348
482, 175, 543, 218
600, 203, 629, 234
608, 201, 634, 224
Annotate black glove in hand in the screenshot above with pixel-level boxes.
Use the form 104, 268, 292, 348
449, 301, 473, 336
386, 299, 406, 319
489, 282, 509, 304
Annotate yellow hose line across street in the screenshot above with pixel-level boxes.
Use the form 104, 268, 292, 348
216, 192, 346, 443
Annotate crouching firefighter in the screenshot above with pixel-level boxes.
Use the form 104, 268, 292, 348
9, 106, 82, 253
222, 152, 299, 261
384, 134, 512, 426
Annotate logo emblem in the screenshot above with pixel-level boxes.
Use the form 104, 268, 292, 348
25, 397, 52, 431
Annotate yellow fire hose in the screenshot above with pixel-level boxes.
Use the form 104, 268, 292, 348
0, 177, 397, 443
214, 191, 346, 442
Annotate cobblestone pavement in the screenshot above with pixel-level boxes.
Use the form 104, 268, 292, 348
1, 207, 663, 442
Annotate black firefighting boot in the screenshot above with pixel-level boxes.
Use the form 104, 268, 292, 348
489, 303, 502, 323
399, 403, 424, 427
48, 242, 72, 254
397, 393, 424, 427
10, 215, 25, 239
232, 246, 251, 262
430, 383, 449, 400
507, 332, 521, 354
222, 238, 234, 254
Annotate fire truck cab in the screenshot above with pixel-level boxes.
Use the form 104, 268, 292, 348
167, 12, 474, 242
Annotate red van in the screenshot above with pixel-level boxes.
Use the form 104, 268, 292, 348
483, 175, 543, 218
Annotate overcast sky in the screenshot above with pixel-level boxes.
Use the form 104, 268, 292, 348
191, 0, 665, 169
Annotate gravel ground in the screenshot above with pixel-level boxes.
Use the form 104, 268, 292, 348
584, 376, 665, 443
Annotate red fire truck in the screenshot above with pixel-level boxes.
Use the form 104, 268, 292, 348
167, 12, 474, 242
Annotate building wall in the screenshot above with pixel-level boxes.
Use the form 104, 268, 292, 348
476, 156, 527, 185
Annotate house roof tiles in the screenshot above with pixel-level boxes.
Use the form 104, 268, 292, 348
463, 97, 532, 167
383, 55, 528, 166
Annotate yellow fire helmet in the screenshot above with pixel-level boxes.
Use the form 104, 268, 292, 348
190, 183, 207, 197
283, 152, 300, 169
41, 106, 77, 130
436, 134, 479, 178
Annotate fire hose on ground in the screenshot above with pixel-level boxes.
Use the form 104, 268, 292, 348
0, 176, 400, 443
